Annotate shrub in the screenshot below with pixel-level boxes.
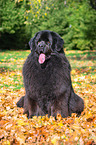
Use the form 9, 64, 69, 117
26, 0, 96, 50
0, 0, 30, 49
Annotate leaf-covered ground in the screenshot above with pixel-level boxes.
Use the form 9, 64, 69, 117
0, 50, 96, 145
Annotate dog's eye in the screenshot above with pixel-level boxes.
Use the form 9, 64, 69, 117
47, 41, 50, 44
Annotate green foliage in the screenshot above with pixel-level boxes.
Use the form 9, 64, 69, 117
0, 0, 30, 49
26, 0, 96, 50
24, 0, 55, 36
63, 1, 96, 50
31, 1, 96, 50
0, 0, 24, 33
0, 0, 96, 50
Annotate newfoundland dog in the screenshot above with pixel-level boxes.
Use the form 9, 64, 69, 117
17, 30, 84, 118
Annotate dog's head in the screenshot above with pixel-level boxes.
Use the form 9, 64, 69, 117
29, 30, 64, 64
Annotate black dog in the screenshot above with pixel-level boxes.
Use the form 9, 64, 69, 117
17, 30, 84, 118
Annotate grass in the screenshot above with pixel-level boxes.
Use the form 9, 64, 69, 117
0, 50, 95, 91
0, 50, 96, 90
0, 50, 95, 70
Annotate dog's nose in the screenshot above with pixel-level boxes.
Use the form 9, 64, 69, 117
38, 41, 46, 48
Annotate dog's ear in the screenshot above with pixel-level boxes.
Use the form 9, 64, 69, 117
29, 32, 39, 51
51, 31, 64, 52
29, 37, 34, 51
56, 37, 64, 52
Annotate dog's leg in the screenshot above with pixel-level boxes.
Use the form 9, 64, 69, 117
23, 95, 29, 116
69, 87, 84, 115
27, 97, 37, 118
17, 95, 45, 118
16, 95, 29, 117
17, 96, 24, 108
28, 97, 45, 118
50, 93, 69, 118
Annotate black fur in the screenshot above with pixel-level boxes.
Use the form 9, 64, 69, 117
17, 30, 84, 118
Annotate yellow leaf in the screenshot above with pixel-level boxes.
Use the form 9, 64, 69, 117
2, 140, 10, 145
61, 134, 66, 139
58, 122, 63, 127
71, 69, 76, 75
37, 0, 41, 3
45, 13, 47, 16
51, 136, 59, 145
16, 136, 25, 144
56, 113, 62, 120
10, 72, 15, 76
89, 66, 92, 69
17, 120, 25, 125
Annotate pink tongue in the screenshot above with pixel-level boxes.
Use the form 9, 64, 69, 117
38, 53, 45, 64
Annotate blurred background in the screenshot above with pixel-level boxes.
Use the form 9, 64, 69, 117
0, 0, 96, 50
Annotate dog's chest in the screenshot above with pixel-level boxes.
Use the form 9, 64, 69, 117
23, 56, 69, 100
32, 67, 66, 97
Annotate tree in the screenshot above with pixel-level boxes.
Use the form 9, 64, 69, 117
0, 0, 96, 50
0, 0, 30, 49
90, 0, 96, 10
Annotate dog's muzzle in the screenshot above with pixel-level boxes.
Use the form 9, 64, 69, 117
35, 41, 52, 64
38, 41, 46, 49
36, 41, 52, 55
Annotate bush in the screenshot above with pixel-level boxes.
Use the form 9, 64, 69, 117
26, 0, 96, 50
0, 0, 96, 50
63, 1, 96, 50
0, 0, 30, 49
